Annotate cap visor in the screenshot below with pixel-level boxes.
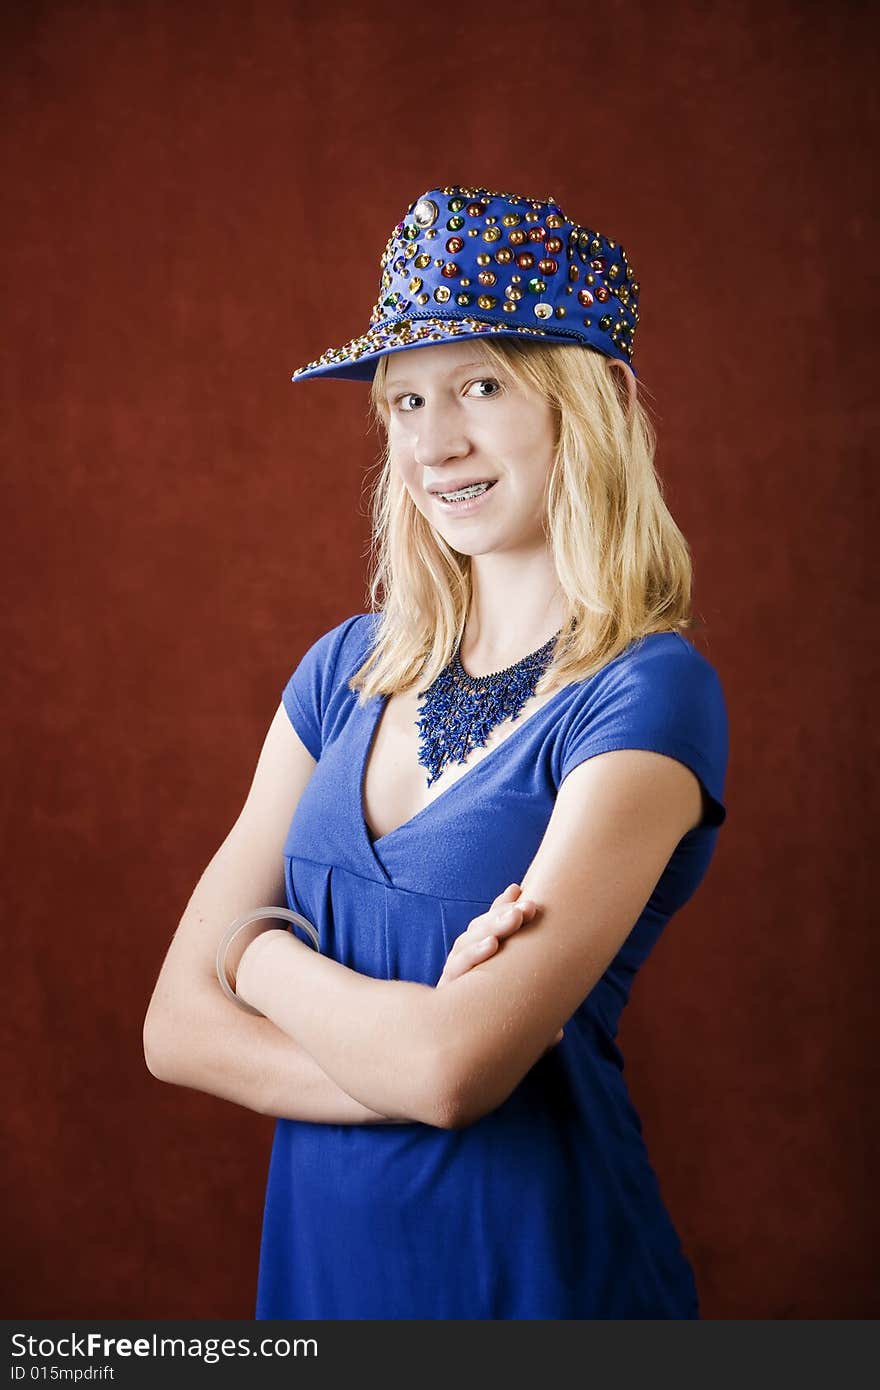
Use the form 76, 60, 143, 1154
288, 315, 629, 383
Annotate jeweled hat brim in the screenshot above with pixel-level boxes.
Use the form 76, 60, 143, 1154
289, 313, 638, 384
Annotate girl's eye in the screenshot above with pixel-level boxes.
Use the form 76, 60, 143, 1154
467, 378, 502, 399
393, 378, 502, 412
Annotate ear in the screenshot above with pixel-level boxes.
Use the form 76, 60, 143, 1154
607, 359, 637, 419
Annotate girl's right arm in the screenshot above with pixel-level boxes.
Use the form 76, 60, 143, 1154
142, 700, 549, 1123
142, 699, 402, 1123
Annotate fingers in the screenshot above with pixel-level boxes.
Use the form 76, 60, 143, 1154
488, 907, 525, 940
436, 884, 540, 989
495, 882, 531, 908
486, 889, 537, 939
495, 883, 521, 904
459, 885, 538, 959
437, 931, 498, 987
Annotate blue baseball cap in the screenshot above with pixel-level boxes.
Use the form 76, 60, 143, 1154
289, 184, 640, 384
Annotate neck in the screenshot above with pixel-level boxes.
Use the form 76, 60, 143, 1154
460, 552, 566, 676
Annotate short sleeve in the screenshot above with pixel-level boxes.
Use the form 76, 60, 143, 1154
558, 634, 729, 829
280, 613, 371, 761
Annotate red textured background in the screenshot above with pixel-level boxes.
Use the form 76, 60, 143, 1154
2, 0, 876, 1319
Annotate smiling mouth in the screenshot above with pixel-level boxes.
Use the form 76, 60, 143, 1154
432, 480, 498, 502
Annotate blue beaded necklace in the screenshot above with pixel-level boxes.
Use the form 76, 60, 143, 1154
414, 628, 564, 787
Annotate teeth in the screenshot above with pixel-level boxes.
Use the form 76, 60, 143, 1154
438, 481, 494, 501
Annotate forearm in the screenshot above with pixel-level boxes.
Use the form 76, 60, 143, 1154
237, 931, 451, 1127
143, 979, 411, 1124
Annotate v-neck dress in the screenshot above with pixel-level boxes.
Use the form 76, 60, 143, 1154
255, 611, 729, 1320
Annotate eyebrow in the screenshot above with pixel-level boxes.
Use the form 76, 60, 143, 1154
384, 360, 493, 393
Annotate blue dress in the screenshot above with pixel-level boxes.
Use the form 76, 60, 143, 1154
255, 612, 729, 1320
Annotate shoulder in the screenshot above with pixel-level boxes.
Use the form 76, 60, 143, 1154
569, 630, 727, 725
600, 628, 724, 689
555, 630, 729, 829
279, 612, 376, 759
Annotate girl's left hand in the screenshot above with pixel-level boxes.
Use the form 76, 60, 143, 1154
436, 884, 564, 1049
437, 882, 536, 989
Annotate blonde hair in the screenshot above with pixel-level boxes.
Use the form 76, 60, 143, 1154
347, 336, 698, 703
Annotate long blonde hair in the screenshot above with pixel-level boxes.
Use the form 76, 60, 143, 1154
347, 336, 697, 703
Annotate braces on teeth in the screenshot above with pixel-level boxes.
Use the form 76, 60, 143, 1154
438, 482, 495, 500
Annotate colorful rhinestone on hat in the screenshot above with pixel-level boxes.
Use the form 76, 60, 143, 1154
289, 185, 640, 383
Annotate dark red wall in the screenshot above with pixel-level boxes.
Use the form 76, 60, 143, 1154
3, 0, 876, 1318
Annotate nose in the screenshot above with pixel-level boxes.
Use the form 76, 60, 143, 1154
410, 399, 471, 471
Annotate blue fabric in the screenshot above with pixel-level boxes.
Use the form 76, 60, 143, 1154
256, 612, 729, 1320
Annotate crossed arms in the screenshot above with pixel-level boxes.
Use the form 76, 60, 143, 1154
144, 700, 702, 1129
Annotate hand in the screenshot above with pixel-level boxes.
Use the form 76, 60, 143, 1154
437, 882, 564, 1053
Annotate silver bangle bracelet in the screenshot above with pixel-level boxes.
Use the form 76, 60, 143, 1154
215, 906, 321, 1016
